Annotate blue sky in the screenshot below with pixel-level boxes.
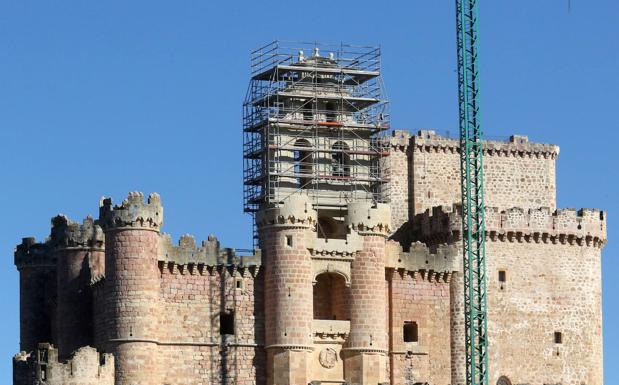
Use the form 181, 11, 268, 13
0, 0, 616, 383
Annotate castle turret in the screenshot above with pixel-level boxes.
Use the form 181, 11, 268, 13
50, 215, 104, 359
257, 195, 317, 385
14, 238, 56, 353
245, 42, 391, 384
99, 192, 163, 385
344, 202, 391, 385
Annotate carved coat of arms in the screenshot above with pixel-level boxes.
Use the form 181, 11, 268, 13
318, 348, 338, 369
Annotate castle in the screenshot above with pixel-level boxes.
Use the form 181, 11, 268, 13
13, 42, 606, 385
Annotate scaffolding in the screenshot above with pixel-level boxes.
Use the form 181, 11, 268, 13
243, 41, 390, 216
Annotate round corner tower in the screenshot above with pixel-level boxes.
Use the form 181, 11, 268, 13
50, 214, 104, 359
98, 191, 163, 385
14, 237, 56, 353
344, 202, 391, 385
257, 195, 317, 385
244, 41, 391, 385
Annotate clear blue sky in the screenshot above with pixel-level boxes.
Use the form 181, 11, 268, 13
0, 1, 616, 383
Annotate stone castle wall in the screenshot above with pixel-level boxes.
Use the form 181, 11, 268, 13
485, 236, 603, 385
156, 256, 264, 385
387, 269, 451, 385
12, 129, 606, 385
389, 130, 559, 231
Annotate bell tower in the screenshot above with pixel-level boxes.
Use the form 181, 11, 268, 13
244, 41, 391, 385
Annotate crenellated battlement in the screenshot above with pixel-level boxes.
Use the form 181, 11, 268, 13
386, 240, 459, 281
50, 215, 104, 250
415, 204, 607, 246
14, 237, 53, 270
389, 130, 412, 151
389, 129, 560, 159
98, 191, 163, 231
347, 202, 391, 236
159, 233, 261, 268
256, 194, 317, 229
13, 344, 114, 385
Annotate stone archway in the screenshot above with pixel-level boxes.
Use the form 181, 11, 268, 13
313, 272, 350, 321
310, 272, 351, 383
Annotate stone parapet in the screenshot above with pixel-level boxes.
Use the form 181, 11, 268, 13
416, 204, 607, 246
389, 130, 412, 151
158, 233, 261, 267
99, 191, 163, 231
410, 129, 560, 159
386, 240, 459, 279
14, 238, 53, 269
256, 194, 316, 229
347, 202, 391, 236
50, 215, 104, 249
309, 231, 363, 257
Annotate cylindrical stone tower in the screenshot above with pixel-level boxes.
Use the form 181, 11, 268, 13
257, 195, 317, 385
14, 238, 55, 352
344, 202, 391, 385
99, 192, 163, 385
51, 215, 104, 359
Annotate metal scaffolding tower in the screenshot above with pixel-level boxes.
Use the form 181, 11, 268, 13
243, 41, 390, 222
456, 1, 489, 385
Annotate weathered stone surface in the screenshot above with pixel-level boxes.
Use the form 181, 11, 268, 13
12, 129, 606, 385
13, 344, 113, 385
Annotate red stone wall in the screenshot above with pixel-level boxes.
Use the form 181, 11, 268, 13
388, 270, 451, 384
157, 265, 265, 385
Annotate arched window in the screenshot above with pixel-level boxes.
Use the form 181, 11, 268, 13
293, 139, 312, 188
313, 272, 350, 321
325, 101, 337, 122
302, 100, 314, 121
331, 141, 350, 177
496, 376, 512, 385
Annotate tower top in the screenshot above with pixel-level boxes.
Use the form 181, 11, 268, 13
99, 192, 163, 231
243, 41, 390, 217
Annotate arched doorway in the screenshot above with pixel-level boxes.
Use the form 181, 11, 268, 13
313, 272, 350, 321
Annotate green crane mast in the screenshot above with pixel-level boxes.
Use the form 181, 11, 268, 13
455, 1, 488, 385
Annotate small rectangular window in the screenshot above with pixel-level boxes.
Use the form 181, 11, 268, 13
220, 312, 235, 335
498, 270, 507, 283
235, 278, 243, 289
403, 321, 418, 343
554, 331, 562, 344
285, 235, 293, 247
